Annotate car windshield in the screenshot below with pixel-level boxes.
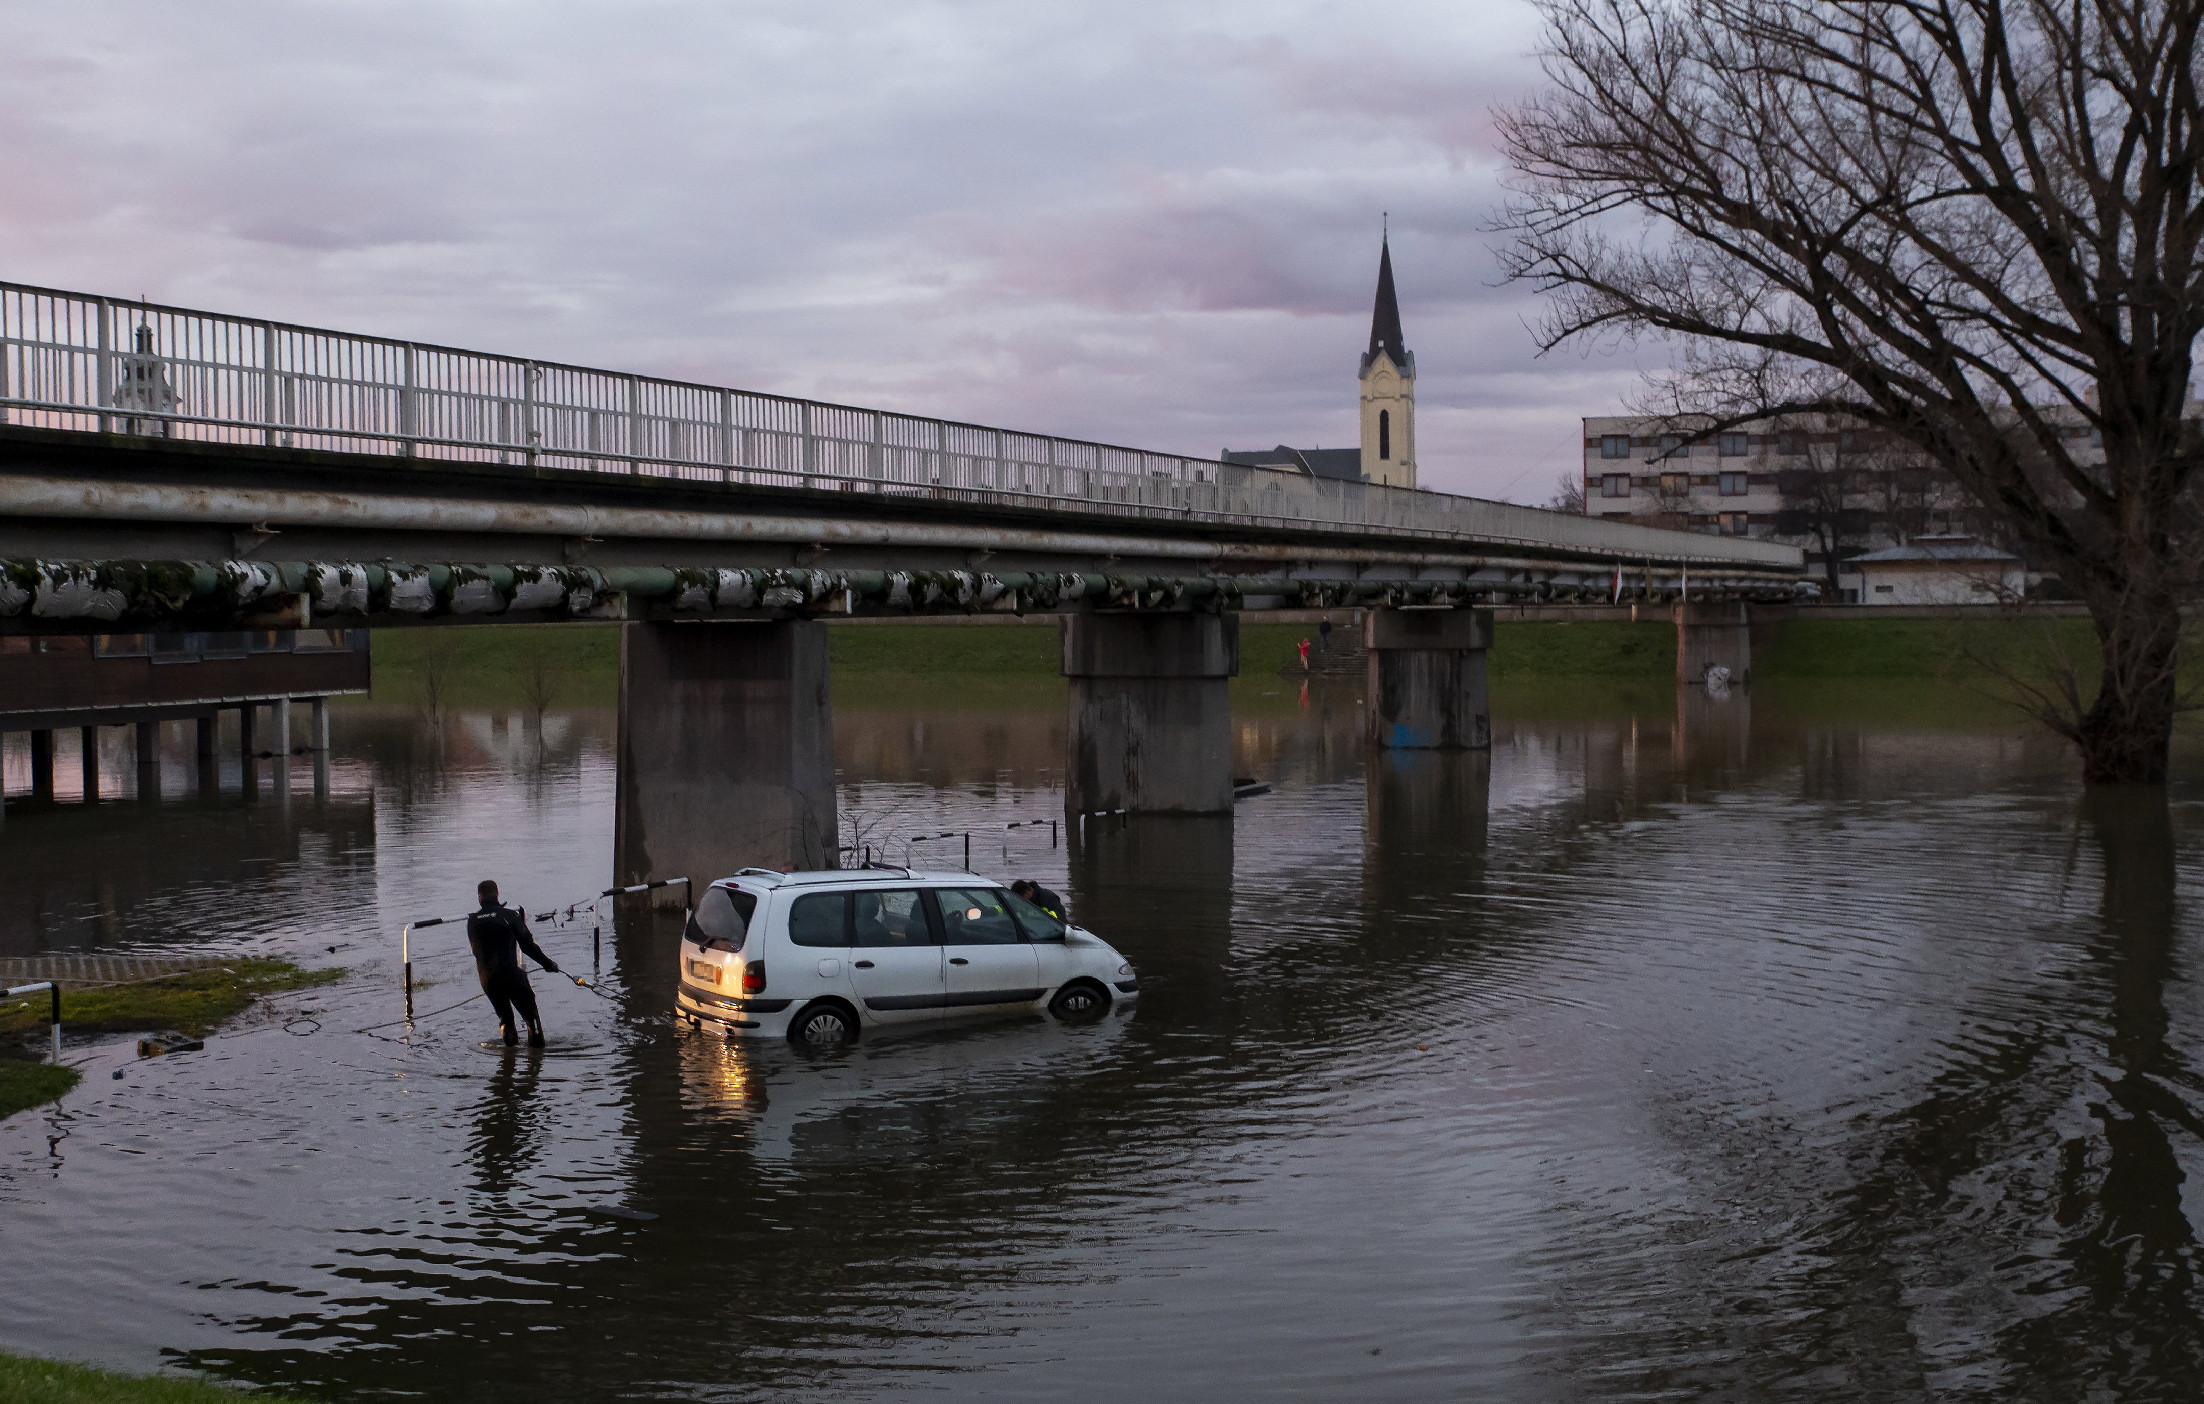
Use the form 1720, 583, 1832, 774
1003, 890, 1064, 941
686, 886, 756, 951
934, 888, 1022, 945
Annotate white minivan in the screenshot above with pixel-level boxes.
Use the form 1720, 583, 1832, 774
674, 868, 1139, 1046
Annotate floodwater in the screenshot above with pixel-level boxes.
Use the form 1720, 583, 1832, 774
4, 677, 2204, 1401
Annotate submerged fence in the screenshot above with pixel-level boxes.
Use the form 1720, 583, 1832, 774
0, 280, 1801, 569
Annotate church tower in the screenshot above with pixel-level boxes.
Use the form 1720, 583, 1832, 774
1358, 235, 1416, 488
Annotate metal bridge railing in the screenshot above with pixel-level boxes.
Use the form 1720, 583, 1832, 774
0, 280, 1800, 569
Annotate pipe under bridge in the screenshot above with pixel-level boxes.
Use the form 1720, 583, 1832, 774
0, 281, 1800, 881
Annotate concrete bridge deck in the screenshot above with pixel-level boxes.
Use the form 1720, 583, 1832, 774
0, 278, 1802, 638
0, 281, 1794, 877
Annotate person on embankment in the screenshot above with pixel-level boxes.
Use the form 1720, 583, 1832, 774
468, 879, 561, 1047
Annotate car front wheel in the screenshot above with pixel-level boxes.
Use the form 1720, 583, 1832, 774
1048, 981, 1109, 1020
789, 1003, 857, 1047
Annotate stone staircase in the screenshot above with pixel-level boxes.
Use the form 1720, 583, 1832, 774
0, 953, 231, 989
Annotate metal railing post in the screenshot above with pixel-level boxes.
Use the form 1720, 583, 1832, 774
871, 410, 884, 484
400, 343, 418, 455
7, 982, 60, 1062
523, 360, 538, 467
262, 321, 280, 446
718, 388, 734, 483
626, 374, 641, 473
800, 400, 815, 489
95, 298, 112, 433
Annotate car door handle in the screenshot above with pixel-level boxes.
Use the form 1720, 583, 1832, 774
853, 960, 875, 969
949, 958, 969, 966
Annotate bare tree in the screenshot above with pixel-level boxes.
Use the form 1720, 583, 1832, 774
412, 630, 461, 730
1771, 421, 1878, 594
1548, 469, 1588, 513
1499, 1, 2204, 783
519, 645, 561, 733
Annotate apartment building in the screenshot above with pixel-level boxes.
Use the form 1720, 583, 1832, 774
1579, 414, 1984, 602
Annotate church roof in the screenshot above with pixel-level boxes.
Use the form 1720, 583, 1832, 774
1359, 236, 1412, 377
1222, 445, 1366, 482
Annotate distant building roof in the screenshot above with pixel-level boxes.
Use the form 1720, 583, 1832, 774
1847, 536, 2021, 564
1222, 445, 1366, 482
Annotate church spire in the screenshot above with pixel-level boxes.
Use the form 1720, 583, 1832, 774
1363, 232, 1410, 375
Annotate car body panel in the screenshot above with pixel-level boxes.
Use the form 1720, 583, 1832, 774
674, 869, 1136, 1042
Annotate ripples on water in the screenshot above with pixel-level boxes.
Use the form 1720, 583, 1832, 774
3, 685, 2203, 1400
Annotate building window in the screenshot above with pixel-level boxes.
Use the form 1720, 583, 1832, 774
1874, 584, 1895, 594
1777, 430, 1807, 456
1718, 471, 1749, 496
1601, 473, 1631, 498
1378, 409, 1391, 461
1657, 434, 1684, 457
1660, 472, 1688, 494
150, 633, 199, 664
94, 633, 149, 657
1719, 511, 1751, 535
1599, 434, 1630, 459
1719, 432, 1749, 457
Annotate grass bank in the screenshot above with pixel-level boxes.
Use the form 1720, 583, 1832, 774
0, 1353, 312, 1404
0, 959, 342, 1042
1, 959, 342, 1122
0, 1060, 80, 1121
359, 614, 2106, 703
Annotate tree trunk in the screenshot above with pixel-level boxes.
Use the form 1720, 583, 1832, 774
2076, 589, 2182, 785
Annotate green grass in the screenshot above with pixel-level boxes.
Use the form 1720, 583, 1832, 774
0, 960, 343, 1042
1489, 620, 1677, 680
1755, 615, 2099, 680
829, 621, 1060, 675
362, 623, 620, 708
0, 1060, 80, 1120
0, 1353, 314, 1404
355, 614, 2113, 705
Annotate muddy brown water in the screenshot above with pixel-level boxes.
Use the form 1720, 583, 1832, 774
3, 681, 2203, 1400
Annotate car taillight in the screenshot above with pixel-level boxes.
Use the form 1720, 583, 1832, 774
741, 961, 767, 994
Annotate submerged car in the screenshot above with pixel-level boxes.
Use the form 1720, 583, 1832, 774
675, 868, 1139, 1046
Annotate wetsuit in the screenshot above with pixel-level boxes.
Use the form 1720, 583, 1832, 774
467, 901, 560, 1045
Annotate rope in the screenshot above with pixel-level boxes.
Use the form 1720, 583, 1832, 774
356, 992, 479, 1036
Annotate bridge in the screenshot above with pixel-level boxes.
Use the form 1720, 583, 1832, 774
0, 280, 1805, 882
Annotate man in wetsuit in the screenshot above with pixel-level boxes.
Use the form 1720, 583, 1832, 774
1010, 879, 1067, 924
468, 880, 561, 1047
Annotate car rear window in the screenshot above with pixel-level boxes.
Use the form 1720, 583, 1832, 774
852, 890, 934, 947
687, 886, 757, 951
788, 892, 849, 947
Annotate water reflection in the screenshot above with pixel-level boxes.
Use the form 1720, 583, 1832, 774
3, 683, 2203, 1401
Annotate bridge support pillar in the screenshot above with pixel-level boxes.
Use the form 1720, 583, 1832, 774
1365, 608, 1491, 750
195, 714, 218, 793
80, 726, 99, 802
1062, 614, 1237, 816
617, 621, 838, 894
136, 721, 159, 800
30, 729, 54, 799
1676, 602, 1751, 685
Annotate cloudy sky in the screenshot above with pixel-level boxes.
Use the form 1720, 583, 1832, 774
0, 0, 1642, 503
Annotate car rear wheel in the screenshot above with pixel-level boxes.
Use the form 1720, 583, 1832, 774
789, 1002, 857, 1048
1048, 981, 1109, 1020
